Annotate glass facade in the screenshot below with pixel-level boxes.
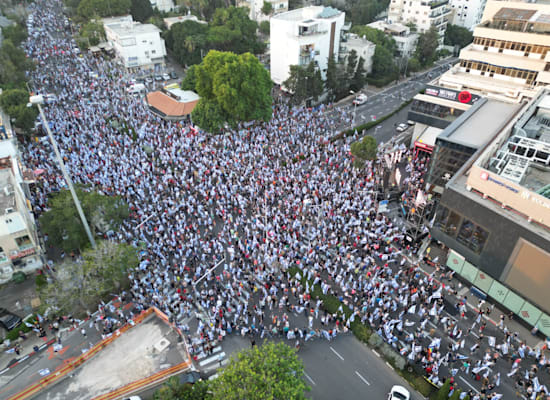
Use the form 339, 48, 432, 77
426, 140, 476, 188
434, 204, 489, 254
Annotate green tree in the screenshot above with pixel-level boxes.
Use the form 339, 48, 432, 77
130, 0, 153, 22
345, 49, 358, 82
415, 27, 439, 66
0, 39, 34, 89
283, 61, 323, 105
261, 1, 272, 15
436, 379, 452, 400
165, 20, 209, 67
351, 25, 397, 54
406, 21, 417, 32
407, 57, 421, 73
192, 50, 272, 132
449, 389, 462, 400
350, 56, 366, 92
259, 20, 270, 35
1, 24, 27, 46
350, 135, 378, 162
325, 54, 338, 101
39, 187, 129, 252
77, 0, 131, 18
80, 20, 105, 46
39, 241, 138, 315
154, 377, 211, 400
191, 99, 227, 133
370, 45, 398, 82
210, 342, 309, 400
0, 89, 38, 134
181, 65, 199, 90
208, 7, 265, 54
444, 24, 473, 49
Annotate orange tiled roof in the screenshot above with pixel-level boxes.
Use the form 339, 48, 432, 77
146, 91, 198, 117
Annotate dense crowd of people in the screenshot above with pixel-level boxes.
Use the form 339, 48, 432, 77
17, 0, 550, 398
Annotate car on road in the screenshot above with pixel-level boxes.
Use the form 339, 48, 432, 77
169, 71, 178, 79
145, 76, 153, 84
0, 308, 22, 331
154, 75, 164, 81
162, 73, 170, 81
353, 94, 368, 105
396, 123, 408, 132
387, 385, 410, 400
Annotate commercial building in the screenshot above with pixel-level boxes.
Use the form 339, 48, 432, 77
163, 15, 207, 30
431, 88, 550, 336
449, 0, 487, 30
367, 20, 419, 57
0, 140, 43, 284
438, 0, 550, 103
103, 16, 166, 72
340, 33, 375, 74
270, 6, 346, 85
387, 0, 451, 44
237, 0, 289, 22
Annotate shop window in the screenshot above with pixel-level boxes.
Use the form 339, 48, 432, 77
444, 211, 461, 237
470, 226, 489, 253
434, 205, 450, 230
15, 235, 31, 247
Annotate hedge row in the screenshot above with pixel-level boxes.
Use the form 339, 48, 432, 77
330, 99, 413, 143
3, 315, 37, 343
288, 266, 434, 397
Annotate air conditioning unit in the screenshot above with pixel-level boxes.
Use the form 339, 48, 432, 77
5, 208, 14, 214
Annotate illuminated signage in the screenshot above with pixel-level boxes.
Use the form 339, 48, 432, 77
425, 85, 480, 105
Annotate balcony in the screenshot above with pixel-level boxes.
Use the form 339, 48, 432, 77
299, 55, 312, 66
421, 0, 448, 9
479, 20, 550, 35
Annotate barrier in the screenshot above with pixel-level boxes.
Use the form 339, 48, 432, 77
7, 308, 154, 400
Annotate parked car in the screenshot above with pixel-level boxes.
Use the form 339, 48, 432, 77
162, 73, 170, 81
396, 123, 408, 132
0, 308, 22, 331
154, 75, 163, 81
145, 76, 153, 84
169, 71, 178, 79
387, 385, 410, 400
353, 93, 368, 105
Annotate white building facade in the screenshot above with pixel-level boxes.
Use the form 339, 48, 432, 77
449, 0, 487, 30
103, 16, 167, 72
368, 20, 419, 57
150, 0, 174, 12
341, 33, 376, 74
388, 0, 451, 44
0, 140, 43, 284
237, 0, 289, 22
270, 6, 346, 86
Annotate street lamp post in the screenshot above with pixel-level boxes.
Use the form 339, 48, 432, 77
350, 90, 357, 127
29, 95, 97, 249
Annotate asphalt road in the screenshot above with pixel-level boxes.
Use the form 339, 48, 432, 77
300, 335, 422, 400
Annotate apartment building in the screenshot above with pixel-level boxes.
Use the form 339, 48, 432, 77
449, 0, 487, 30
340, 33, 375, 74
368, 20, 419, 57
439, 0, 550, 102
103, 16, 167, 72
236, 0, 288, 22
431, 88, 550, 336
270, 6, 346, 85
387, 0, 451, 44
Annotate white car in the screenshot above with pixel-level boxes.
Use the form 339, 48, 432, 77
162, 73, 170, 81
353, 94, 368, 105
396, 123, 408, 132
388, 385, 410, 400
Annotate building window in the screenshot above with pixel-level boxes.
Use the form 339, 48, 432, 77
457, 219, 489, 254
15, 235, 31, 248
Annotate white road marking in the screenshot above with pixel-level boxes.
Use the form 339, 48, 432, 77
330, 346, 344, 361
459, 376, 479, 393
304, 372, 316, 385
355, 370, 370, 385
199, 352, 226, 367
372, 349, 381, 357
386, 362, 394, 371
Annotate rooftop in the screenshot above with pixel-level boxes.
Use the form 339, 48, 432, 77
146, 89, 199, 119
346, 33, 375, 48
103, 16, 161, 36
272, 6, 342, 22
439, 99, 520, 149
163, 14, 206, 29
35, 311, 191, 400
0, 167, 15, 215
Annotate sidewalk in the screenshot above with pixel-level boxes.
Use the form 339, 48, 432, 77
404, 242, 545, 349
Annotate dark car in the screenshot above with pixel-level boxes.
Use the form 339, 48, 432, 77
169, 71, 178, 79
0, 308, 22, 331
154, 75, 163, 82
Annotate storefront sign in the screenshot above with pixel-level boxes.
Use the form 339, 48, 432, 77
480, 171, 519, 193
521, 191, 550, 210
10, 247, 36, 260
425, 85, 480, 105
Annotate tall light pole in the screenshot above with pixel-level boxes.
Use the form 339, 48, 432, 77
29, 95, 97, 249
350, 90, 357, 127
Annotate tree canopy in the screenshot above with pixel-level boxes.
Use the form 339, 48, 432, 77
415, 27, 440, 66
77, 0, 131, 18
39, 186, 129, 252
283, 62, 323, 105
191, 50, 272, 132
130, 0, 153, 22
39, 241, 138, 316
351, 135, 378, 162
444, 24, 473, 50
154, 377, 210, 400
0, 39, 34, 89
351, 25, 397, 54
209, 342, 310, 400
0, 88, 38, 134
165, 7, 265, 68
